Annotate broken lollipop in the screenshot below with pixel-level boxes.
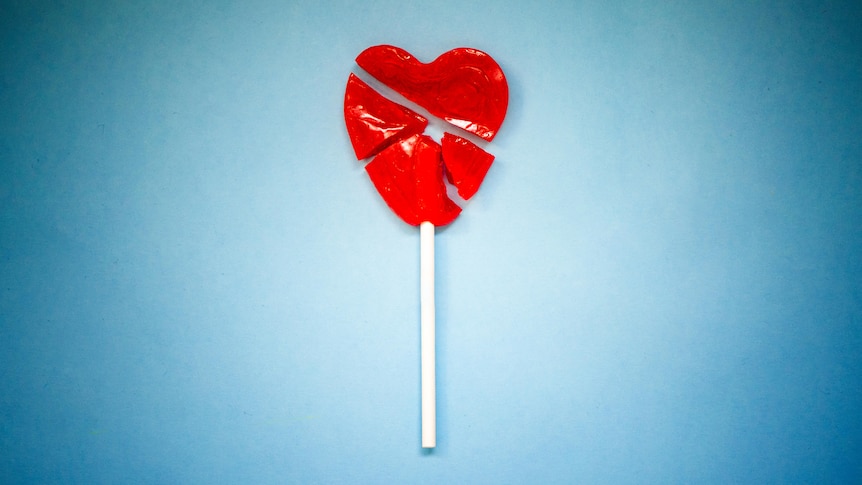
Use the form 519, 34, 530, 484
344, 45, 508, 448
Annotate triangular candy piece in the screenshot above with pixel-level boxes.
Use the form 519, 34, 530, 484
344, 73, 428, 160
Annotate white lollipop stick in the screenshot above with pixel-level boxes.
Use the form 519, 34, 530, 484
420, 221, 436, 448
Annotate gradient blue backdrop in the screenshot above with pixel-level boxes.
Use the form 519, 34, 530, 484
2, 1, 860, 483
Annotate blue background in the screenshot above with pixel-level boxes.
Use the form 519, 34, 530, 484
2, 1, 860, 483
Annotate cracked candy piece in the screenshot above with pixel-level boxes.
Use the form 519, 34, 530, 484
365, 134, 461, 226
356, 45, 508, 142
441, 133, 495, 200
344, 73, 428, 160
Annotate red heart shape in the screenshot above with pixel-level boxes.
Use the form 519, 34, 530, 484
344, 45, 508, 227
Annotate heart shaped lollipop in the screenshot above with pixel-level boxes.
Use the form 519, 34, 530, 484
345, 45, 507, 226
343, 45, 508, 448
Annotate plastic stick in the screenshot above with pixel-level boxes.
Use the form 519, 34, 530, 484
420, 221, 436, 448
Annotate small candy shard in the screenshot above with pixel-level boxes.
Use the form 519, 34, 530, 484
441, 133, 495, 200
365, 134, 462, 226
356, 45, 508, 142
344, 73, 428, 160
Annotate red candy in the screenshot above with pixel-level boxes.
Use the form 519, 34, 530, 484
356, 45, 508, 141
345, 45, 507, 227
344, 73, 428, 160
365, 134, 461, 227
441, 133, 495, 200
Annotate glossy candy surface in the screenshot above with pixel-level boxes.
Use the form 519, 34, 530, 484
441, 133, 495, 200
344, 73, 428, 160
345, 45, 507, 227
365, 134, 461, 227
356, 45, 508, 142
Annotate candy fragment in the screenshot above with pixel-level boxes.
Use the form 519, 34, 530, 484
365, 134, 461, 226
356, 45, 508, 141
344, 73, 428, 160
441, 133, 495, 200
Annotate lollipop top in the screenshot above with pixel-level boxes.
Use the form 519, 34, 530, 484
344, 45, 508, 227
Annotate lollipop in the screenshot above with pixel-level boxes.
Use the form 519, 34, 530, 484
344, 45, 508, 448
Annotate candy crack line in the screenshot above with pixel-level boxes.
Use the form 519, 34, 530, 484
349, 68, 493, 208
